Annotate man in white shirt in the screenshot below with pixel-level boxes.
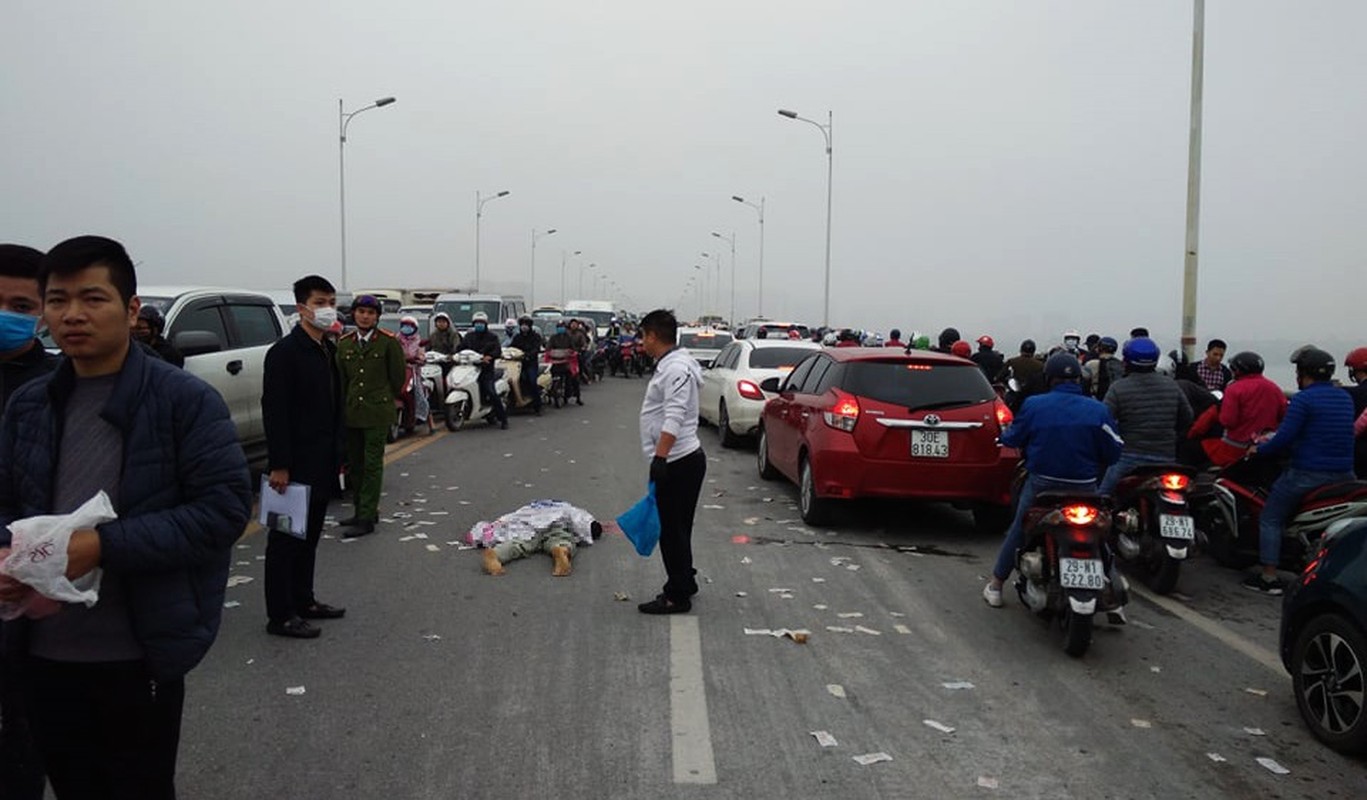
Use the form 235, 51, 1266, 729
636, 309, 706, 614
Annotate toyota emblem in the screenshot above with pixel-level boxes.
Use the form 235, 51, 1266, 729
923, 414, 941, 426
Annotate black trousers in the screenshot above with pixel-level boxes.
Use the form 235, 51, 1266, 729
26, 658, 184, 800
478, 371, 508, 423
656, 449, 707, 602
0, 647, 46, 800
264, 474, 330, 623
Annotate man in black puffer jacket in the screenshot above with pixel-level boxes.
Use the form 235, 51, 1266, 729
0, 236, 251, 800
1099, 337, 1193, 495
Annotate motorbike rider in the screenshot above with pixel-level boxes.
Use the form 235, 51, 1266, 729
1082, 333, 1101, 363
396, 315, 430, 430
457, 311, 509, 429
547, 321, 583, 404
1345, 347, 1367, 477
133, 305, 185, 368
950, 340, 972, 358
509, 315, 544, 415
428, 312, 457, 355
1196, 351, 1287, 468
935, 327, 961, 354
503, 318, 518, 345
1081, 336, 1122, 399
1098, 337, 1194, 496
998, 339, 1045, 409
1243, 347, 1357, 594
885, 328, 905, 348
567, 319, 592, 382
983, 353, 1124, 609
970, 335, 1004, 381
1061, 329, 1083, 358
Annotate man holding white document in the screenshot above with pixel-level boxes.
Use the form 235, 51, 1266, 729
261, 275, 347, 639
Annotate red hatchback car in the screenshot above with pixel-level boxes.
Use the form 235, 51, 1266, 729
757, 348, 1020, 527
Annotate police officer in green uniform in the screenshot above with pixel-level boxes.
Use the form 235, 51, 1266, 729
336, 294, 404, 538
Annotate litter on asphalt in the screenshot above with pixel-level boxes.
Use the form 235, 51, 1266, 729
836, 612, 864, 619
825, 626, 855, 634
425, 544, 441, 552
1244, 688, 1268, 697
285, 686, 306, 696
223, 601, 242, 609
846, 564, 862, 571
827, 684, 847, 699
731, 535, 750, 544
814, 604, 829, 611
941, 681, 975, 690
977, 776, 999, 789
422, 634, 442, 641
1243, 727, 1266, 736
893, 624, 912, 635
812, 577, 826, 583
810, 731, 838, 748
613, 592, 630, 601
855, 626, 882, 636
1206, 753, 1226, 763
1256, 757, 1289, 775
1130, 719, 1153, 729
923, 720, 956, 734
735, 592, 748, 597
740, 556, 753, 565
226, 576, 253, 588
769, 588, 795, 594
852, 753, 892, 766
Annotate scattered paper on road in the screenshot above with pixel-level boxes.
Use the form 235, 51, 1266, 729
222, 601, 241, 609
810, 730, 838, 748
814, 604, 829, 610
613, 592, 630, 601
977, 776, 999, 789
826, 626, 855, 633
703, 504, 726, 510
425, 544, 441, 552
1130, 719, 1152, 729
769, 588, 795, 593
1206, 752, 1226, 763
1243, 727, 1266, 736
846, 564, 862, 571
941, 681, 975, 691
731, 535, 750, 544
852, 752, 892, 766
744, 628, 811, 643
743, 517, 760, 526
735, 591, 748, 597
422, 634, 442, 641
893, 624, 912, 635
226, 575, 253, 588
1256, 757, 1289, 775
740, 556, 753, 564
836, 612, 863, 619
826, 684, 847, 699
889, 612, 906, 618
855, 626, 882, 636
1244, 687, 1268, 697
285, 686, 306, 696
1150, 666, 1162, 673
923, 719, 955, 734
812, 577, 826, 583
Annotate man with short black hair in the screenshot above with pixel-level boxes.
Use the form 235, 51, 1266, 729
1195, 338, 1232, 393
336, 295, 404, 538
636, 309, 706, 614
0, 235, 252, 799
261, 275, 346, 639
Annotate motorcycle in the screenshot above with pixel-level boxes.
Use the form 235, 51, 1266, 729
436, 349, 511, 432
612, 339, 636, 378
499, 347, 551, 413
1014, 491, 1128, 657
1110, 465, 1198, 594
1193, 458, 1367, 570
390, 360, 434, 442
631, 342, 654, 376
589, 340, 610, 382
546, 347, 578, 408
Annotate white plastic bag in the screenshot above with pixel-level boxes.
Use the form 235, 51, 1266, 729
1, 492, 116, 612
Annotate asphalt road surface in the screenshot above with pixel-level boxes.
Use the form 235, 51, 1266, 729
175, 377, 1365, 799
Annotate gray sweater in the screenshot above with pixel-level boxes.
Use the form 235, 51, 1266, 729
1103, 371, 1194, 457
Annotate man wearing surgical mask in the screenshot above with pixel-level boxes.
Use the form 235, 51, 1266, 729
0, 245, 58, 411
260, 275, 346, 638
457, 311, 509, 430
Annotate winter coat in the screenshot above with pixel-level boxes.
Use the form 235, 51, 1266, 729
1103, 371, 1194, 458
1001, 383, 1123, 483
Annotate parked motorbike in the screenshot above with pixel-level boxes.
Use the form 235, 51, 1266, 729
1014, 491, 1127, 657
499, 347, 550, 413
1193, 458, 1367, 570
436, 349, 511, 432
546, 347, 577, 408
1110, 465, 1197, 594
589, 341, 609, 382
390, 361, 434, 442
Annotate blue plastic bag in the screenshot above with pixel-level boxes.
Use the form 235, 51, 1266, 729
617, 482, 661, 557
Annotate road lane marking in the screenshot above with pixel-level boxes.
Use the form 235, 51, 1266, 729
670, 616, 718, 784
1130, 584, 1285, 676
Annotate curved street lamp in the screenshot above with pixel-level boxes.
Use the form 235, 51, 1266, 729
732, 194, 765, 318
338, 96, 397, 291
777, 108, 833, 327
711, 231, 736, 326
530, 228, 557, 306
475, 190, 511, 292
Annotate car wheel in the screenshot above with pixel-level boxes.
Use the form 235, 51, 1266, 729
757, 426, 779, 481
799, 454, 832, 526
1292, 613, 1367, 754
718, 401, 740, 449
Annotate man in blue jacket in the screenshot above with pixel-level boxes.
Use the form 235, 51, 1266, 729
1244, 347, 1356, 594
0, 236, 252, 799
984, 353, 1124, 608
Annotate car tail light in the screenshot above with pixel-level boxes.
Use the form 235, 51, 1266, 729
1061, 504, 1098, 526
822, 390, 860, 432
1160, 473, 1191, 491
737, 379, 764, 401
994, 398, 1013, 428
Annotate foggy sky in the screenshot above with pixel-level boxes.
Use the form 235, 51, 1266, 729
3, 1, 1363, 352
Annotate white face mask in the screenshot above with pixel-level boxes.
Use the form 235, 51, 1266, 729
307, 307, 338, 331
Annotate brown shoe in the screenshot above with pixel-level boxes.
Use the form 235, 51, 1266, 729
550, 545, 572, 577
482, 548, 505, 576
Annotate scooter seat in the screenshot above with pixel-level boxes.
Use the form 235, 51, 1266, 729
1300, 481, 1367, 508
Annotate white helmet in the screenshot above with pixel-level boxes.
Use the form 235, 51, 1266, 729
823, 331, 838, 346
472, 312, 489, 323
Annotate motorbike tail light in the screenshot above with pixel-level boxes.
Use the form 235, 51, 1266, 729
737, 379, 765, 401
822, 390, 860, 432
1061, 504, 1098, 526
994, 397, 1013, 428
1160, 473, 1191, 491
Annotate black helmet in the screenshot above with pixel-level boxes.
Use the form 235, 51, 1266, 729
1044, 352, 1081, 382
518, 314, 533, 326
938, 327, 961, 350
137, 305, 165, 333
1229, 351, 1264, 376
1292, 346, 1335, 381
1020, 339, 1037, 355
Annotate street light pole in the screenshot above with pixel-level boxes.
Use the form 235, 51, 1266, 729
732, 195, 765, 318
778, 108, 833, 327
560, 250, 581, 306
1180, 0, 1205, 363
711, 232, 736, 326
338, 96, 396, 292
580, 262, 596, 298
475, 190, 511, 293
530, 228, 557, 307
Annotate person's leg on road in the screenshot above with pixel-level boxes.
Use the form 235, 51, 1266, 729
357, 425, 386, 522
542, 525, 576, 576
989, 477, 1039, 588
486, 534, 545, 575
346, 426, 367, 517
0, 651, 46, 800
652, 450, 707, 606
264, 528, 303, 624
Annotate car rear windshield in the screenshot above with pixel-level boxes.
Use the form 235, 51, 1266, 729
749, 347, 812, 369
761, 324, 809, 338
843, 361, 995, 409
680, 332, 733, 349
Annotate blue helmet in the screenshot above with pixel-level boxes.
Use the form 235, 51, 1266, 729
1098, 336, 1119, 354
1044, 352, 1081, 382
1122, 337, 1161, 368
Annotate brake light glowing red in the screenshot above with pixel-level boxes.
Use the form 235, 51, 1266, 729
995, 398, 1013, 428
737, 379, 765, 401
905, 364, 932, 371
1062, 505, 1098, 526
1160, 473, 1191, 491
822, 390, 860, 432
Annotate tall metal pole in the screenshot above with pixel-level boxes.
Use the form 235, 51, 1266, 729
822, 110, 833, 330
338, 99, 347, 292
728, 234, 736, 326
757, 197, 765, 317
475, 191, 482, 293
530, 228, 556, 308
1180, 0, 1205, 363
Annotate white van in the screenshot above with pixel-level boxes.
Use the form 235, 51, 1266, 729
431, 293, 528, 332
563, 300, 616, 338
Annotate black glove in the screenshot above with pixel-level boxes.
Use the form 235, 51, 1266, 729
649, 456, 668, 484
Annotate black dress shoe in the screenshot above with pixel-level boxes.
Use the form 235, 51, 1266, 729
267, 617, 321, 639
500, 419, 509, 430
299, 602, 346, 620
340, 521, 376, 539
638, 595, 691, 615
336, 516, 360, 527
